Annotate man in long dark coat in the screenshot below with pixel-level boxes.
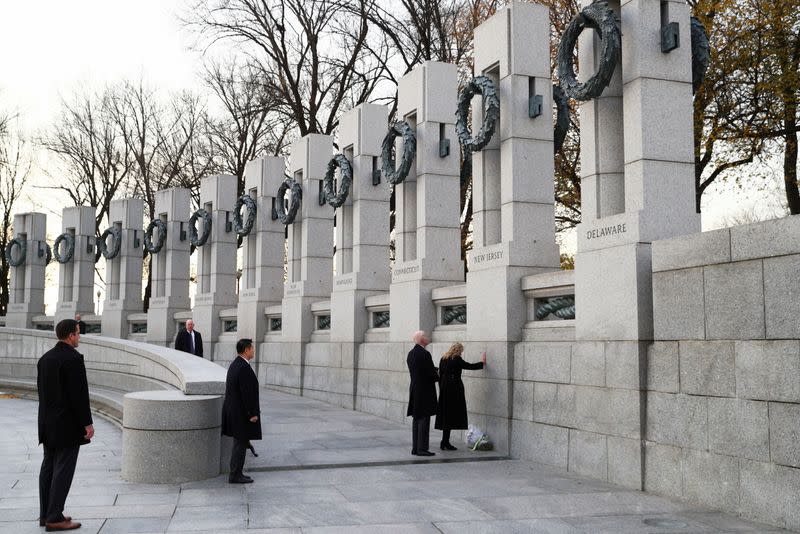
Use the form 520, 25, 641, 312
221, 338, 261, 483
38, 319, 94, 532
174, 319, 203, 358
406, 330, 438, 456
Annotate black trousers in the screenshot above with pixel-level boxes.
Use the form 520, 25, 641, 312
39, 444, 80, 524
230, 438, 248, 478
411, 416, 430, 453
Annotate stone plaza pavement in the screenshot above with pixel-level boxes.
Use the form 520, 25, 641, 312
0, 389, 792, 534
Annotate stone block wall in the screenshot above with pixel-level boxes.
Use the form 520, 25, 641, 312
510, 335, 643, 488
648, 217, 800, 531
258, 337, 512, 452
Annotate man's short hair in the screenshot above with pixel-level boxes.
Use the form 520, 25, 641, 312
56, 319, 79, 340
236, 338, 253, 354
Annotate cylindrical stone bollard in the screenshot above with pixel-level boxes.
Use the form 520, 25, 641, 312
122, 390, 222, 483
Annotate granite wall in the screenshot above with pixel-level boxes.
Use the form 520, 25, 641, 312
645, 218, 800, 531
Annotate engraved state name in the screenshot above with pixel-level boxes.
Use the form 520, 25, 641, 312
472, 250, 503, 264
393, 265, 419, 276
586, 223, 627, 240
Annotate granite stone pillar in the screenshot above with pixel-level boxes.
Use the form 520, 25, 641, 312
193, 175, 238, 360
237, 157, 286, 342
389, 61, 464, 341
331, 104, 390, 408
6, 212, 47, 328
331, 103, 390, 342
281, 134, 334, 394
466, 2, 560, 344
147, 188, 191, 347
55, 206, 96, 325
574, 0, 700, 489
101, 198, 144, 339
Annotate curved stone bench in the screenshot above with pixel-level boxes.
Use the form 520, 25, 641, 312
0, 327, 227, 484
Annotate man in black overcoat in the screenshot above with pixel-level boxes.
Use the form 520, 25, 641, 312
221, 338, 261, 483
74, 314, 87, 335
406, 330, 438, 456
38, 319, 94, 532
174, 319, 203, 358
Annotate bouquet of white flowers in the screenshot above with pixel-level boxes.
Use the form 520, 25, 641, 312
465, 424, 493, 451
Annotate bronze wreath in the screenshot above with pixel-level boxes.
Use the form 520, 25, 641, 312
53, 233, 75, 264
4, 236, 26, 267
98, 226, 122, 260
455, 75, 500, 152
144, 219, 167, 254
381, 121, 417, 185
322, 154, 353, 208
557, 1, 621, 102
233, 194, 257, 236
275, 177, 303, 225
189, 208, 212, 247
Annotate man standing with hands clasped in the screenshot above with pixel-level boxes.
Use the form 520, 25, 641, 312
174, 319, 203, 358
407, 330, 438, 456
221, 338, 261, 483
38, 319, 94, 532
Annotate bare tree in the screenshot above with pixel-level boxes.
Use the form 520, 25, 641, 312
0, 115, 31, 314
204, 59, 291, 195
109, 79, 213, 220
109, 79, 216, 309
39, 88, 132, 235
187, 0, 386, 136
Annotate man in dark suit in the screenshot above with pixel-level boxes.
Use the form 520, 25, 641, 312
407, 330, 438, 456
38, 319, 94, 532
221, 338, 261, 483
74, 314, 87, 335
174, 319, 203, 358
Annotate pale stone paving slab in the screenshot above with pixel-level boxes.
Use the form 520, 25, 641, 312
0, 392, 791, 533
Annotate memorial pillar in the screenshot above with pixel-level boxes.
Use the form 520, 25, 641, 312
466, 2, 560, 343
330, 104, 390, 408
389, 61, 464, 341
331, 103, 390, 342
101, 198, 144, 338
146, 188, 191, 347
193, 175, 238, 360
574, 0, 699, 489
237, 157, 286, 342
6, 212, 47, 328
279, 134, 334, 394
55, 206, 96, 325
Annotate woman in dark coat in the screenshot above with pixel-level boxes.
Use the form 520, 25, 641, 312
435, 343, 486, 450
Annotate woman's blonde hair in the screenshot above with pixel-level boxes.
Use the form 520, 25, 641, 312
442, 342, 463, 360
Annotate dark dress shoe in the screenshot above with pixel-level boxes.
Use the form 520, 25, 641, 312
228, 475, 254, 484
45, 520, 81, 531
411, 450, 418, 455
440, 443, 458, 451
416, 450, 435, 456
40, 516, 71, 527
241, 474, 253, 481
